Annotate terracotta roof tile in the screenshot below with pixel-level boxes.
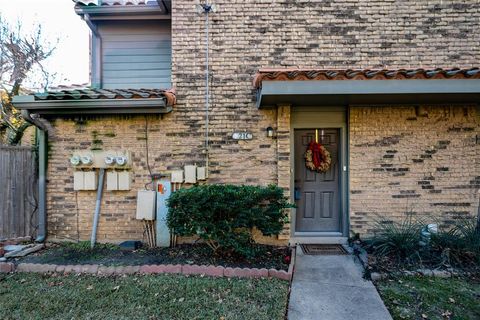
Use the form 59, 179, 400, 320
74, 0, 157, 6
253, 67, 480, 89
33, 88, 176, 106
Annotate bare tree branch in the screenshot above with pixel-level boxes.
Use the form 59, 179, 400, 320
0, 16, 56, 145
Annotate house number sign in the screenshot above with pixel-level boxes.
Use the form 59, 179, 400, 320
232, 132, 253, 140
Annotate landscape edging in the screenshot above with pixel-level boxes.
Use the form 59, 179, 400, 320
0, 246, 296, 281
370, 268, 473, 281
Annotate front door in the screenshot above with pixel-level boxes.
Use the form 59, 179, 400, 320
294, 129, 341, 233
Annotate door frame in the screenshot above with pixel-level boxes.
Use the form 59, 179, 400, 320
289, 107, 349, 240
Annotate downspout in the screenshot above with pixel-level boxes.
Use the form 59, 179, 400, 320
21, 110, 47, 243
476, 189, 480, 233
83, 14, 102, 88
90, 168, 105, 248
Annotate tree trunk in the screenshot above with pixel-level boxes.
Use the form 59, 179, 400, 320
6, 121, 30, 145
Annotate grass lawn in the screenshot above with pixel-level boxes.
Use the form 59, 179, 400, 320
0, 273, 289, 320
376, 276, 480, 320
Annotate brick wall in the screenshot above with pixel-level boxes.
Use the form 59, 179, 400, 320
350, 106, 480, 235
45, 0, 479, 243
46, 114, 279, 243
173, 0, 479, 72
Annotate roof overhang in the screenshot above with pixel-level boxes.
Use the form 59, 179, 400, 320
13, 96, 171, 116
74, 1, 171, 20
254, 68, 480, 108
257, 79, 480, 108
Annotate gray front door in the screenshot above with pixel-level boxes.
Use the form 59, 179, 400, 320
294, 129, 341, 232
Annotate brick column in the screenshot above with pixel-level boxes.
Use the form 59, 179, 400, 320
276, 104, 291, 240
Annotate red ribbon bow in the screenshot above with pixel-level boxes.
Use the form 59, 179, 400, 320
308, 141, 325, 168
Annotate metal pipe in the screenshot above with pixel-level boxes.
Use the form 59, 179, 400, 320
83, 14, 102, 88
21, 110, 47, 243
205, 9, 210, 176
476, 190, 480, 233
36, 129, 47, 243
90, 168, 105, 248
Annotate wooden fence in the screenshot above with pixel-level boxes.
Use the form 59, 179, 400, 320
0, 145, 38, 240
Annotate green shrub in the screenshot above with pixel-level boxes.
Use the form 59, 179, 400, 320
167, 184, 292, 258
365, 215, 480, 269
365, 215, 424, 264
431, 219, 480, 266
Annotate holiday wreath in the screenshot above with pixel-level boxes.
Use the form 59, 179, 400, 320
305, 141, 332, 173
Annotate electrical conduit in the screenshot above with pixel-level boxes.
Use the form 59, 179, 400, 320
90, 168, 105, 248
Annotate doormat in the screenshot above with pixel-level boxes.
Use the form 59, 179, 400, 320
300, 244, 348, 255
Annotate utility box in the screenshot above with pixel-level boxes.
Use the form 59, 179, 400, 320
73, 171, 84, 191
106, 171, 131, 191
136, 190, 156, 220
106, 171, 118, 191
83, 171, 98, 190
156, 178, 172, 247
197, 167, 207, 180
184, 165, 197, 184
171, 170, 184, 183
118, 171, 131, 190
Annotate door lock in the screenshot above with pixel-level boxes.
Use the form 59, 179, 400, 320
294, 187, 301, 200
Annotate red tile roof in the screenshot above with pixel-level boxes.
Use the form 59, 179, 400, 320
253, 67, 480, 89
74, 0, 158, 6
33, 88, 176, 106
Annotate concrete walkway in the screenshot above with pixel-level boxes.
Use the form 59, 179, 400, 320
288, 246, 392, 320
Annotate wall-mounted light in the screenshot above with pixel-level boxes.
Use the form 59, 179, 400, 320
266, 127, 275, 138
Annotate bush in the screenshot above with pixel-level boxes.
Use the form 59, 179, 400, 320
365, 215, 480, 269
167, 184, 292, 258
430, 219, 480, 266
365, 215, 425, 264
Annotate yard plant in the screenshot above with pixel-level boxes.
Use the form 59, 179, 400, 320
365, 215, 480, 270
167, 184, 292, 258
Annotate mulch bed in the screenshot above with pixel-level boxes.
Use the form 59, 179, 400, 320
19, 243, 292, 271
366, 253, 480, 276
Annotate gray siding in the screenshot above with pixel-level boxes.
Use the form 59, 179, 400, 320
98, 20, 171, 89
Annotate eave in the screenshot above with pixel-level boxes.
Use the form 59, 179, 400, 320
13, 97, 171, 116
254, 68, 480, 108
74, 3, 171, 20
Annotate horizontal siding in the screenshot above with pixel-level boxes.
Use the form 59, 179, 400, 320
103, 54, 171, 63
102, 41, 171, 50
103, 62, 171, 71
103, 76, 171, 83
102, 83, 168, 89
102, 34, 171, 42
99, 20, 171, 89
103, 69, 171, 78
102, 47, 170, 55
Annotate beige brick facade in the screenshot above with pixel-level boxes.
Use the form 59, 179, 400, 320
44, 1, 479, 243
350, 106, 480, 235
